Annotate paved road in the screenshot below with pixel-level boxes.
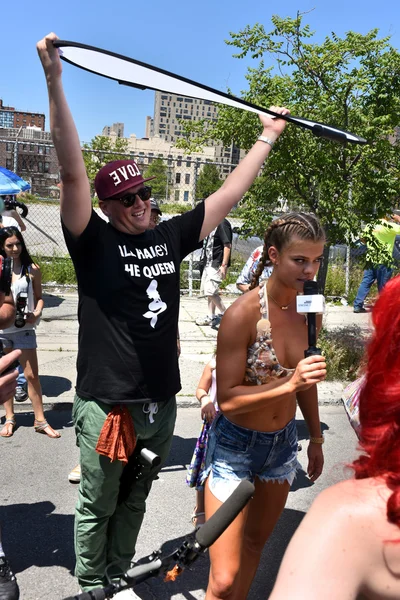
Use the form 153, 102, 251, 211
1, 405, 357, 600
0, 291, 369, 598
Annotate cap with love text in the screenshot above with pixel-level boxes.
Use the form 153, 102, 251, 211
94, 160, 156, 200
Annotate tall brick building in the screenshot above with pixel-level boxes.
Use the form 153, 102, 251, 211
0, 127, 59, 197
0, 99, 45, 130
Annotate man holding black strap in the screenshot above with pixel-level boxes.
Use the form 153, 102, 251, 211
37, 31, 289, 596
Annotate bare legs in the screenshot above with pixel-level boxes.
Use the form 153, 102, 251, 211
207, 294, 226, 318
205, 477, 291, 600
192, 488, 206, 527
0, 348, 60, 438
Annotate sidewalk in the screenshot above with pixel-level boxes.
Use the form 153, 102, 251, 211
3, 289, 372, 412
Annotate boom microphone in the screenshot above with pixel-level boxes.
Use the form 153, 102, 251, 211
195, 479, 255, 549
297, 280, 325, 357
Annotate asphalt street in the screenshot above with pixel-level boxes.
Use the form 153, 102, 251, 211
0, 290, 370, 599
1, 405, 358, 600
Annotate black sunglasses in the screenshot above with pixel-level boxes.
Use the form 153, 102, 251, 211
114, 186, 152, 207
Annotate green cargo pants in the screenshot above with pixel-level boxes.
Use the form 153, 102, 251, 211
72, 394, 177, 591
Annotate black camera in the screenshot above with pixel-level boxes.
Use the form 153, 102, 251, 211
3, 197, 29, 218
0, 256, 12, 295
14, 292, 28, 328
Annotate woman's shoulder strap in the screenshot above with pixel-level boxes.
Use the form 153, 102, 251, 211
258, 281, 269, 320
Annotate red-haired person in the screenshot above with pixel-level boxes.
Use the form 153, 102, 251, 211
269, 274, 400, 600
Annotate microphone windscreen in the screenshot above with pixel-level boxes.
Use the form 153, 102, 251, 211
195, 480, 255, 549
303, 280, 319, 295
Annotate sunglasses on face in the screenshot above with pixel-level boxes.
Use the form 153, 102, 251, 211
114, 186, 152, 207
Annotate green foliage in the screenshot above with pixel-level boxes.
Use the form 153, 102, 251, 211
361, 221, 394, 267
196, 163, 223, 200
319, 326, 367, 380
18, 192, 40, 203
175, 119, 214, 153
35, 255, 77, 285
82, 136, 130, 194
160, 203, 191, 214
143, 158, 169, 200
324, 260, 366, 302
181, 13, 400, 245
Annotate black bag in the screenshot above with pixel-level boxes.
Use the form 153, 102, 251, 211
393, 234, 400, 262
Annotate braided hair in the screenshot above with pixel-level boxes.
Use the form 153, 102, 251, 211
249, 212, 325, 290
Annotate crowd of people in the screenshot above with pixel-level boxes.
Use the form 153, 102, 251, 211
0, 29, 399, 600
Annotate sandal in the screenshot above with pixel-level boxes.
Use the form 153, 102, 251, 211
191, 510, 205, 528
0, 417, 16, 438
34, 419, 61, 439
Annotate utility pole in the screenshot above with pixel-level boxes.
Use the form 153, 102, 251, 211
13, 126, 23, 173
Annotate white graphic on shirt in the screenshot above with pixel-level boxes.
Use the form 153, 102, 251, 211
119, 242, 176, 279
143, 280, 167, 328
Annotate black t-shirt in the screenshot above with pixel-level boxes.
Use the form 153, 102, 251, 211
62, 202, 205, 404
201, 219, 232, 269
214, 219, 232, 267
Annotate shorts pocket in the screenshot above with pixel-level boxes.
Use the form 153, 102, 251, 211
216, 420, 249, 453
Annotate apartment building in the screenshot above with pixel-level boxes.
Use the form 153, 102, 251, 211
0, 126, 59, 196
151, 92, 242, 175
0, 99, 45, 130
102, 122, 125, 137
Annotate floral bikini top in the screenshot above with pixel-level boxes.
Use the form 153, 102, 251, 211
245, 282, 295, 385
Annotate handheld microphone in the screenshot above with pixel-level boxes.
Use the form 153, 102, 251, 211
296, 281, 325, 357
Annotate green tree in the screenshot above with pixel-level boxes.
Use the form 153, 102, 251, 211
196, 163, 223, 199
82, 135, 129, 195
143, 158, 169, 200
178, 13, 400, 247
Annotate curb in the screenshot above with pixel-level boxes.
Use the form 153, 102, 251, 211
6, 386, 346, 414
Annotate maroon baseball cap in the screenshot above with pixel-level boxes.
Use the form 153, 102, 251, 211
94, 159, 156, 200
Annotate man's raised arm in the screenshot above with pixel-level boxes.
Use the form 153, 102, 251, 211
200, 107, 289, 241
37, 33, 92, 238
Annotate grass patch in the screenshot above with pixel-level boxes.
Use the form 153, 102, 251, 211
34, 255, 77, 285
319, 325, 367, 381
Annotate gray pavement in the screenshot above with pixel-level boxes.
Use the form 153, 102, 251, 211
0, 290, 368, 599
1, 405, 358, 600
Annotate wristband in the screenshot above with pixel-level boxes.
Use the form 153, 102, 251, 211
257, 135, 276, 148
309, 435, 324, 445
198, 394, 210, 403
221, 264, 228, 267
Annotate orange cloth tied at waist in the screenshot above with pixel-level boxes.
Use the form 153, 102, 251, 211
95, 405, 136, 464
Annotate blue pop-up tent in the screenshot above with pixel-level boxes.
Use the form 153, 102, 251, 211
0, 166, 31, 195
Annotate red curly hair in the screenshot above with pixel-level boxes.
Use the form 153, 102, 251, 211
352, 274, 400, 528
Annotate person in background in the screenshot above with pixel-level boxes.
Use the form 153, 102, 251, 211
0, 200, 28, 403
0, 197, 26, 233
353, 214, 400, 313
0, 227, 59, 438
148, 197, 162, 229
186, 354, 218, 528
196, 218, 232, 329
236, 245, 273, 293
269, 273, 400, 600
0, 291, 21, 600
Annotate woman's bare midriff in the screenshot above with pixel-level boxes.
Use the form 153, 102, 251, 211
226, 391, 297, 432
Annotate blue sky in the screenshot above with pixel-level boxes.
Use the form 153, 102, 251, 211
1, 0, 399, 143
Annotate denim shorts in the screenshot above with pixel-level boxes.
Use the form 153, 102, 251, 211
201, 413, 300, 502
0, 329, 37, 350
